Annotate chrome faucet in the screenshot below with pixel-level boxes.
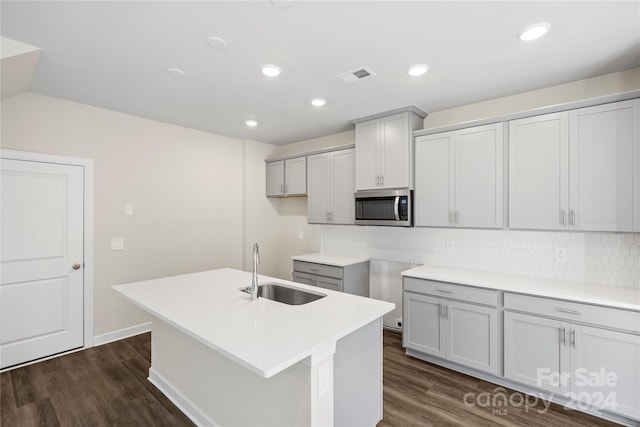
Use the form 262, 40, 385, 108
250, 243, 260, 300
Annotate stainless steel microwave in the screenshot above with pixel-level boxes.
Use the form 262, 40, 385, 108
354, 188, 413, 227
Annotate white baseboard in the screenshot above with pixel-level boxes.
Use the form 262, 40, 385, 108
148, 367, 218, 427
93, 322, 152, 347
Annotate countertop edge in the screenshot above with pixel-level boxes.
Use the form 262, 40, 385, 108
401, 267, 640, 312
292, 253, 371, 267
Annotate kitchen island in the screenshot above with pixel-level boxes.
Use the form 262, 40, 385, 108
113, 268, 394, 426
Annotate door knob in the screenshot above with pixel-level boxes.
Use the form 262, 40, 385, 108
72, 263, 82, 270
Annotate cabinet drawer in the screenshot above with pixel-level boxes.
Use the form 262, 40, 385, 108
404, 277, 498, 307
292, 271, 342, 292
293, 261, 343, 279
504, 293, 640, 333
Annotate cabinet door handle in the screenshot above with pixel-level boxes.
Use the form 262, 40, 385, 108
556, 307, 582, 316
381, 176, 384, 186
437, 288, 453, 294
560, 209, 566, 227
569, 210, 575, 227
455, 211, 460, 225
281, 184, 284, 194
448, 211, 453, 225
438, 303, 442, 318
445, 305, 449, 319
570, 329, 576, 348
285, 184, 288, 194
560, 327, 566, 346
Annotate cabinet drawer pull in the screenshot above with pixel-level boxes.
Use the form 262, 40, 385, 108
437, 288, 453, 294
310, 268, 319, 273
556, 307, 582, 315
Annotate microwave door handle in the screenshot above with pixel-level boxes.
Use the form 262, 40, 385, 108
394, 196, 400, 220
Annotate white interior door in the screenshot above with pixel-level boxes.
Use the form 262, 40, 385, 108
1, 159, 84, 369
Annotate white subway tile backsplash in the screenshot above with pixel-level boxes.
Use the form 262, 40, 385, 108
320, 226, 640, 289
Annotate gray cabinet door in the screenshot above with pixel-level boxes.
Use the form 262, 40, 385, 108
403, 292, 445, 358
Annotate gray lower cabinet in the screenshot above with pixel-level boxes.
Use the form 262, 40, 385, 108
504, 293, 640, 421
292, 260, 369, 297
403, 277, 499, 375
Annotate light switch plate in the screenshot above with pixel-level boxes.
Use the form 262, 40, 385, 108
111, 237, 124, 251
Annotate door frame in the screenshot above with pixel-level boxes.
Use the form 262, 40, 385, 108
1, 149, 95, 349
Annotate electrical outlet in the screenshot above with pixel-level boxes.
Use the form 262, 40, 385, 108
318, 364, 330, 397
111, 237, 124, 251
124, 204, 134, 216
297, 231, 304, 240
395, 318, 403, 329
555, 247, 567, 262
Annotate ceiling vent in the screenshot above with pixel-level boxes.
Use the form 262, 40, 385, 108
336, 66, 376, 84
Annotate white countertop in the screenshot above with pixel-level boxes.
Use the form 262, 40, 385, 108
292, 253, 370, 267
113, 268, 393, 378
402, 266, 640, 311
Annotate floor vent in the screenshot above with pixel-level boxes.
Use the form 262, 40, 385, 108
336, 66, 376, 84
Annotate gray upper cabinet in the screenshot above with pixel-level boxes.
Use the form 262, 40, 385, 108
307, 149, 355, 224
509, 99, 639, 232
265, 157, 307, 197
352, 107, 426, 191
414, 123, 504, 229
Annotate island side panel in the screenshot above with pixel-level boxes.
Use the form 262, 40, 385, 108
149, 319, 318, 426
334, 317, 383, 426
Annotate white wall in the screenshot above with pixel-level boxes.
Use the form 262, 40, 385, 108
1, 93, 248, 335
242, 140, 320, 280
424, 68, 640, 129
269, 130, 355, 159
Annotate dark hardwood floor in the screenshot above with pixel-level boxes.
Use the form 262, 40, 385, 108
1, 330, 621, 426
379, 331, 619, 427
1, 333, 193, 426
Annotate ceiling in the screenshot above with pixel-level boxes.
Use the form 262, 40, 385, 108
1, 1, 639, 146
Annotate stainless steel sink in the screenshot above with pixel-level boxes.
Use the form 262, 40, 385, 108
241, 282, 326, 305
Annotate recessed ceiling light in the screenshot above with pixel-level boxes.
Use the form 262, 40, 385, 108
167, 68, 185, 77
519, 23, 551, 41
261, 64, 282, 77
311, 98, 326, 107
245, 120, 258, 127
408, 64, 429, 77
207, 36, 228, 49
